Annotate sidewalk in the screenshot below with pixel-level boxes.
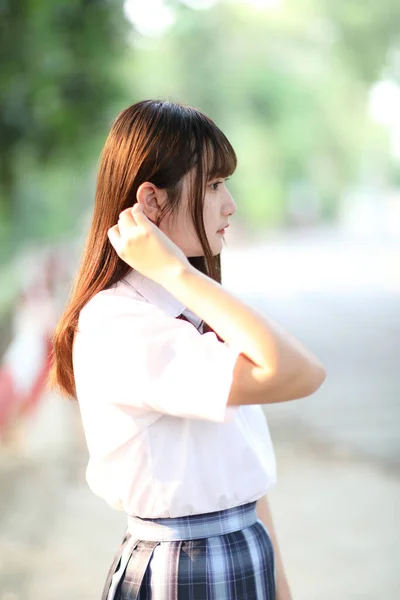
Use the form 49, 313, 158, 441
266, 410, 400, 599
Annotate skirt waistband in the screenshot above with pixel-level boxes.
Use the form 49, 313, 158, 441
126, 501, 258, 541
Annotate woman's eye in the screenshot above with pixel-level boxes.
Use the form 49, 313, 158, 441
211, 181, 222, 191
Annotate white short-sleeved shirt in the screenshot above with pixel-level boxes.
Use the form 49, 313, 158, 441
72, 268, 277, 518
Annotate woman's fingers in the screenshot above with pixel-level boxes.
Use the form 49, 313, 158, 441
107, 224, 121, 249
118, 204, 149, 229
131, 203, 152, 227
109, 204, 153, 257
118, 207, 136, 226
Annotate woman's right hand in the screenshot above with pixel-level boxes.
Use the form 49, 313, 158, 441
108, 203, 190, 285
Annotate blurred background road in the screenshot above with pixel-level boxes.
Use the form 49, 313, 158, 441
1, 1, 399, 599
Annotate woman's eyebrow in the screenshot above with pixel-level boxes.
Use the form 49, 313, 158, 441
207, 174, 227, 181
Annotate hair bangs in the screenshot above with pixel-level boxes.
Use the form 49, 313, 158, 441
203, 131, 237, 182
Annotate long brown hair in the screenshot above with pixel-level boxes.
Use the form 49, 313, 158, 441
49, 99, 237, 399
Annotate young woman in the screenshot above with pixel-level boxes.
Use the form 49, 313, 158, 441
50, 99, 326, 600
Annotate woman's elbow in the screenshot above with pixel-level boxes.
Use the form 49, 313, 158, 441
256, 361, 327, 404
298, 363, 327, 397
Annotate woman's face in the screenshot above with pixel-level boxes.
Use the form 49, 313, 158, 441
159, 171, 238, 257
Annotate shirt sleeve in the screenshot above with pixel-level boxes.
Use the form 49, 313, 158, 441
73, 297, 242, 423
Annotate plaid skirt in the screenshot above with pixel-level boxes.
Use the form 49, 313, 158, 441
101, 501, 275, 600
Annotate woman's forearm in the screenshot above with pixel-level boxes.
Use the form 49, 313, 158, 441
162, 263, 326, 390
256, 493, 293, 600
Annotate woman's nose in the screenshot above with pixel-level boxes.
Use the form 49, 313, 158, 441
226, 196, 237, 217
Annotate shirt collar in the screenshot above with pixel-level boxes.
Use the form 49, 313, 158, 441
122, 268, 203, 328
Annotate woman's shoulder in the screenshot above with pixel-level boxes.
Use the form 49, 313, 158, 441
77, 279, 166, 332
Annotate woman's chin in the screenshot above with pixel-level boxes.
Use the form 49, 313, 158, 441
212, 241, 224, 256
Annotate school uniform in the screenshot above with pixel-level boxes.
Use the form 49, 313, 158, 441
72, 268, 278, 599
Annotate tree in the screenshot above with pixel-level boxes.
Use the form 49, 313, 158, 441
0, 0, 128, 255
126, 1, 376, 226
320, 0, 400, 84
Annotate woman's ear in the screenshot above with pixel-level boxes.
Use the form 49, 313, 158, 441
136, 182, 167, 223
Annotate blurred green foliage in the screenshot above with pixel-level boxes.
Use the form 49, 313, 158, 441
321, 0, 400, 83
127, 0, 399, 228
0, 0, 128, 259
0, 0, 399, 258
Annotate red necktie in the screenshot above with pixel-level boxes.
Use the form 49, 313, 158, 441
176, 313, 224, 343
